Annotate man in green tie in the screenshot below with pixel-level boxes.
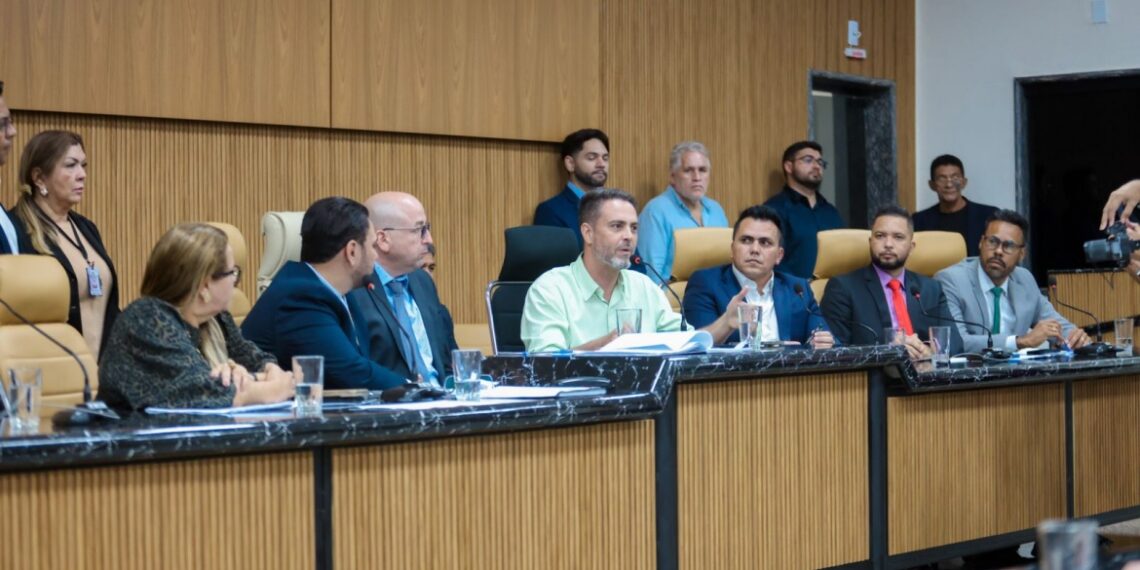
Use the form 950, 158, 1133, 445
935, 209, 1090, 352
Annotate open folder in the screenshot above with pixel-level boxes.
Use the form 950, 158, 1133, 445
585, 330, 714, 355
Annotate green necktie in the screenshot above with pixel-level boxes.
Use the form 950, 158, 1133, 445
990, 286, 1002, 334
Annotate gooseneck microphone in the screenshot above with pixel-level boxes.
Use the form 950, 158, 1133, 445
632, 255, 688, 331
908, 285, 1012, 360
792, 283, 878, 342
1047, 276, 1118, 357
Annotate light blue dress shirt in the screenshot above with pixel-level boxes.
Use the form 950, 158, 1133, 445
0, 207, 19, 253
372, 264, 437, 381
637, 186, 729, 285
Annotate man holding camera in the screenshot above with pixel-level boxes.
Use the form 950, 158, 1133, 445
1100, 179, 1140, 282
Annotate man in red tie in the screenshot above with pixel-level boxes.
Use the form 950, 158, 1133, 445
820, 205, 963, 359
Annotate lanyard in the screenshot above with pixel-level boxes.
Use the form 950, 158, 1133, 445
54, 215, 91, 263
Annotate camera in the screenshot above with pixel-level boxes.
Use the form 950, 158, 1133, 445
1084, 222, 1139, 266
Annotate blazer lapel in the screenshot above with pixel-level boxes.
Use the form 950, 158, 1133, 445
863, 267, 892, 330
406, 275, 445, 374
771, 276, 792, 341
366, 273, 411, 367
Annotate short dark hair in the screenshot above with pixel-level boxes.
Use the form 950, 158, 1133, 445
985, 208, 1029, 238
560, 129, 609, 160
929, 154, 965, 180
0, 80, 5, 97
300, 196, 371, 264
579, 188, 637, 226
782, 140, 822, 164
872, 204, 913, 232
733, 205, 784, 240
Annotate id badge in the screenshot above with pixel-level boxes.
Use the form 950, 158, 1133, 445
86, 264, 104, 297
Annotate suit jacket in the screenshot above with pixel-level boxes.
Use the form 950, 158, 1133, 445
0, 206, 25, 254
241, 261, 405, 390
935, 257, 1076, 353
820, 265, 964, 353
912, 199, 999, 257
348, 268, 458, 381
533, 185, 585, 247
682, 264, 830, 344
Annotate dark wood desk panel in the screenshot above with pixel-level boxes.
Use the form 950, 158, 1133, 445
1073, 374, 1140, 518
0, 451, 314, 570
333, 420, 656, 569
887, 384, 1067, 555
676, 371, 869, 569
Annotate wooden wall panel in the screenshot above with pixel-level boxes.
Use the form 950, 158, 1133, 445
676, 372, 869, 569
0, 0, 330, 127
332, 0, 600, 141
1051, 270, 1140, 328
887, 385, 1067, 554
0, 112, 561, 323
0, 452, 314, 570
333, 421, 656, 569
1072, 375, 1140, 517
600, 0, 916, 218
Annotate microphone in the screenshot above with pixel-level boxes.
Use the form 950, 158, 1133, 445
0, 296, 119, 425
632, 255, 688, 331
1047, 276, 1117, 357
907, 285, 1012, 360
792, 283, 878, 343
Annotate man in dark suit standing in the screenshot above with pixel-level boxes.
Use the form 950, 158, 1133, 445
912, 154, 998, 257
683, 205, 833, 347
821, 204, 963, 359
533, 129, 610, 248
0, 80, 25, 254
242, 196, 405, 390
349, 192, 458, 386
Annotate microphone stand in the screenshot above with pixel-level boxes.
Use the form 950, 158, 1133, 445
634, 255, 688, 331
907, 286, 1013, 361
792, 283, 880, 343
1047, 277, 1117, 358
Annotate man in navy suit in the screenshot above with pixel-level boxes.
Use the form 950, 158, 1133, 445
821, 205, 964, 359
683, 205, 834, 347
0, 80, 25, 254
242, 196, 405, 390
534, 128, 610, 247
349, 192, 458, 386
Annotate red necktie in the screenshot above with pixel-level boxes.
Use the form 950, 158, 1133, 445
887, 279, 914, 335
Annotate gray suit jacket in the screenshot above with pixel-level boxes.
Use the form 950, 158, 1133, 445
934, 258, 1075, 353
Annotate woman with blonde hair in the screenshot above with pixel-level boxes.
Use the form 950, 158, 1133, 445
13, 130, 119, 358
98, 223, 294, 410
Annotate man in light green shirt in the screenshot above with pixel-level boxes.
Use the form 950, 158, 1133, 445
522, 189, 746, 352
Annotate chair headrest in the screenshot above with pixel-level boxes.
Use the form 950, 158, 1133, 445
205, 222, 248, 270
257, 212, 305, 293
0, 255, 70, 324
907, 231, 967, 277
813, 229, 872, 279
672, 227, 733, 281
498, 226, 580, 281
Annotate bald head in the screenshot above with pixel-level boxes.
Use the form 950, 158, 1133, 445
366, 192, 433, 276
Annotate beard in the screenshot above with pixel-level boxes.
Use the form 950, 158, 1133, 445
575, 165, 608, 189
603, 254, 631, 271
871, 252, 905, 271
792, 170, 822, 191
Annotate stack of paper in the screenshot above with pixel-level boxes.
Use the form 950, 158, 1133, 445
589, 330, 714, 355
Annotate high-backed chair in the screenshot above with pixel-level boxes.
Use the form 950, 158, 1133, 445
256, 211, 304, 297
454, 323, 494, 355
205, 222, 252, 323
906, 231, 967, 277
670, 227, 733, 310
0, 256, 99, 411
811, 229, 872, 300
485, 226, 580, 354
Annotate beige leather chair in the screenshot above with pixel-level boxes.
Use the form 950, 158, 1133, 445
454, 323, 493, 355
811, 229, 872, 300
0, 255, 99, 411
906, 231, 967, 277
205, 222, 252, 323
670, 227, 734, 310
256, 211, 305, 297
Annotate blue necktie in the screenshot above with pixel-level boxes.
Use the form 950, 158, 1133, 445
386, 279, 432, 382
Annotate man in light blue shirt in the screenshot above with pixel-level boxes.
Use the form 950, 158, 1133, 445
638, 141, 728, 284
0, 80, 23, 254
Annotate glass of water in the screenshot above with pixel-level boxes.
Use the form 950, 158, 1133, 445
737, 304, 760, 349
928, 326, 952, 367
451, 349, 484, 401
292, 355, 324, 417
614, 308, 642, 336
6, 368, 42, 433
1114, 317, 1133, 355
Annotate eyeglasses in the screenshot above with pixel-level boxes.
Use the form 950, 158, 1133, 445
213, 265, 242, 284
981, 236, 1024, 254
934, 175, 964, 185
383, 223, 432, 239
796, 156, 828, 170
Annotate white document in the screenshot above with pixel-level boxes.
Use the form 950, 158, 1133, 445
590, 330, 714, 355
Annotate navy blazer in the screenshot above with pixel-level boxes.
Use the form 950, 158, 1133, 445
241, 261, 405, 390
682, 265, 830, 344
347, 268, 458, 381
534, 184, 584, 247
0, 207, 23, 254
820, 265, 964, 353
912, 199, 999, 257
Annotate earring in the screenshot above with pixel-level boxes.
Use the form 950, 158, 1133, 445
38, 186, 47, 197
201, 289, 212, 303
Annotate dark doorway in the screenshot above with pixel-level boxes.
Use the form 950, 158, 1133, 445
1017, 70, 1140, 284
810, 71, 897, 229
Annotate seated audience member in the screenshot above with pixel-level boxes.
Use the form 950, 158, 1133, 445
421, 242, 437, 276
98, 224, 295, 411
683, 205, 833, 348
348, 192, 458, 385
0, 80, 25, 254
638, 141, 729, 284
763, 141, 845, 279
521, 189, 745, 352
534, 128, 611, 247
935, 209, 1090, 352
821, 205, 963, 359
13, 130, 120, 358
912, 154, 998, 257
242, 196, 404, 390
